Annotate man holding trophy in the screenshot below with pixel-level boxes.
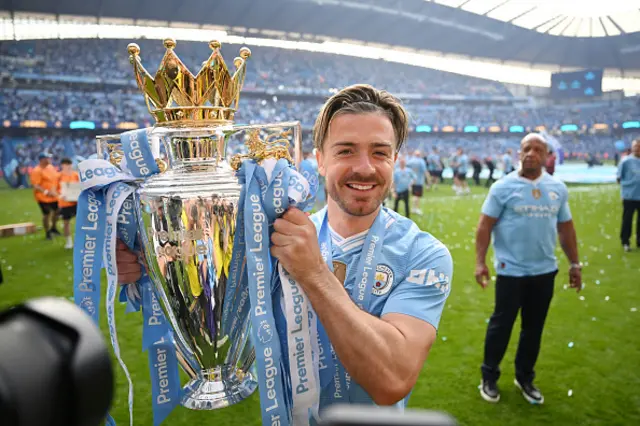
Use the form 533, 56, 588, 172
116, 83, 453, 415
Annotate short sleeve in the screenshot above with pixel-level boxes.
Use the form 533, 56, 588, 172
481, 184, 504, 218
558, 186, 572, 223
30, 169, 41, 186
382, 237, 453, 330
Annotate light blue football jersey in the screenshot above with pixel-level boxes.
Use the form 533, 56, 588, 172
502, 154, 513, 172
308, 206, 453, 413
427, 153, 441, 171
617, 155, 640, 201
406, 156, 427, 186
457, 154, 469, 174
393, 167, 416, 193
482, 172, 572, 277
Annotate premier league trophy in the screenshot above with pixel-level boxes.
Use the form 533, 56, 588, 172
97, 39, 305, 412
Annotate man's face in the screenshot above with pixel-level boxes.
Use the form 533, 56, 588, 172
632, 141, 640, 157
40, 158, 49, 167
61, 163, 72, 173
398, 157, 406, 168
520, 137, 548, 173
317, 112, 397, 217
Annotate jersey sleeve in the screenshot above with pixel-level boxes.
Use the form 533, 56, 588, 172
481, 184, 504, 218
558, 185, 572, 223
381, 235, 453, 330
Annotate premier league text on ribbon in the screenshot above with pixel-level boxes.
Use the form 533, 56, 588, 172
286, 274, 312, 396
77, 191, 102, 295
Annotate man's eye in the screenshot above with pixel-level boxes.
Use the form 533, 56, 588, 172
374, 151, 390, 157
337, 149, 352, 155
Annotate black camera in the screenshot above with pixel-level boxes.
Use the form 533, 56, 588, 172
0, 297, 114, 426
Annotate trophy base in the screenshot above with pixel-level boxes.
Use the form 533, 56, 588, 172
181, 367, 258, 410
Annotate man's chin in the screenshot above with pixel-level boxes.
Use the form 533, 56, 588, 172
337, 197, 381, 217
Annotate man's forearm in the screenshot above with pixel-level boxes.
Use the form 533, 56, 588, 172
559, 223, 579, 264
475, 225, 491, 264
298, 269, 417, 405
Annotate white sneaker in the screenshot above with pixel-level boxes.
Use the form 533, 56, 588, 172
624, 244, 631, 252
65, 238, 73, 250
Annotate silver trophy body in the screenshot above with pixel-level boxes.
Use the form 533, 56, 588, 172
97, 122, 301, 410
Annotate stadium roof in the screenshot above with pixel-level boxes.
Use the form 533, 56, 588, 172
3, 0, 640, 71
431, 0, 640, 37
2, 0, 640, 77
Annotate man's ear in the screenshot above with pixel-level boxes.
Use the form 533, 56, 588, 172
316, 148, 326, 177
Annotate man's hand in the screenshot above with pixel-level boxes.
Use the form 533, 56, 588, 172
569, 266, 582, 293
475, 262, 490, 288
271, 208, 325, 285
116, 240, 141, 284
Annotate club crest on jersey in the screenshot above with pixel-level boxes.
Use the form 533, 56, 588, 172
549, 191, 559, 201
532, 188, 542, 199
373, 264, 394, 296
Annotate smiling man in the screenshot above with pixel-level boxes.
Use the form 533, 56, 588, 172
116, 84, 453, 416
475, 133, 581, 405
271, 84, 453, 414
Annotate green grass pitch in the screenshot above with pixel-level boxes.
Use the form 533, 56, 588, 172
1, 181, 639, 426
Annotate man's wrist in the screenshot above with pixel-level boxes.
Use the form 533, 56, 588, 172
569, 262, 582, 270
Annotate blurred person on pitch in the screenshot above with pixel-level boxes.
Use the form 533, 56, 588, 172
545, 148, 556, 176
30, 153, 60, 240
116, 84, 453, 413
501, 148, 515, 175
427, 147, 442, 190
617, 139, 640, 252
471, 155, 483, 186
57, 158, 81, 249
407, 150, 429, 215
484, 156, 496, 188
392, 156, 416, 218
475, 133, 581, 405
454, 148, 470, 195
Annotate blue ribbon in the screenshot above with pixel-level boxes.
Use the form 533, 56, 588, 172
73, 128, 181, 425
243, 160, 291, 426
315, 207, 387, 404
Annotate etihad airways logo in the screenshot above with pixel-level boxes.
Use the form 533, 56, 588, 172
407, 268, 450, 294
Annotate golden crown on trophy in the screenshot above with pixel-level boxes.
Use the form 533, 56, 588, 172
127, 38, 251, 126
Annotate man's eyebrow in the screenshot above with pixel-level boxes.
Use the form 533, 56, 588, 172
330, 141, 394, 149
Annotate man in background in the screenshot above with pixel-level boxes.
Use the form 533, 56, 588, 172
617, 139, 640, 252
455, 148, 470, 195
393, 156, 416, 218
475, 133, 581, 405
427, 147, 442, 190
30, 153, 60, 240
471, 155, 483, 186
407, 150, 429, 214
484, 156, 496, 188
502, 148, 514, 175
57, 157, 80, 249
545, 148, 556, 176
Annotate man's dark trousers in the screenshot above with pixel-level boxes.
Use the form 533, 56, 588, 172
481, 270, 557, 383
394, 190, 410, 218
621, 199, 640, 247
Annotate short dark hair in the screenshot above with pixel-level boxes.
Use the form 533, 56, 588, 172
60, 157, 72, 165
313, 84, 409, 152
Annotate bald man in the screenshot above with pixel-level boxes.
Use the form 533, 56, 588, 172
475, 133, 581, 405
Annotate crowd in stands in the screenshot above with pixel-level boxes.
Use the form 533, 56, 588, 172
1, 39, 639, 177
2, 89, 638, 130
0, 39, 511, 97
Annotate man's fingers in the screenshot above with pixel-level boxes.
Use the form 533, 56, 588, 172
118, 261, 141, 274
271, 232, 293, 247
283, 207, 309, 225
273, 218, 297, 235
117, 248, 138, 262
